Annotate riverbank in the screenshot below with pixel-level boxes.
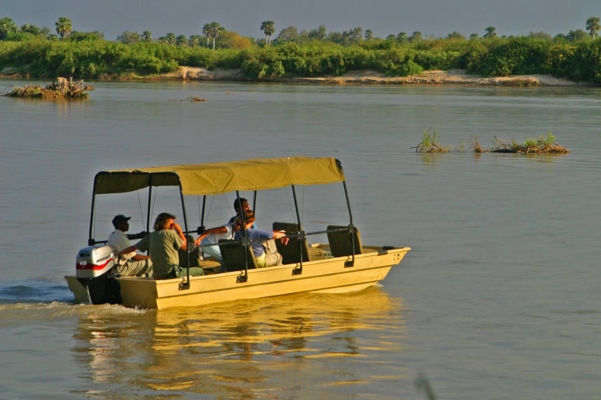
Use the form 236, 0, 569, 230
0, 66, 581, 87
173, 67, 580, 87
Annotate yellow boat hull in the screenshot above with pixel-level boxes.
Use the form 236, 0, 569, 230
66, 245, 409, 310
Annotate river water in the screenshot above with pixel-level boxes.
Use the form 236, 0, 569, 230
0, 80, 600, 399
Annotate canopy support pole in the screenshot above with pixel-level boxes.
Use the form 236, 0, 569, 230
146, 176, 152, 234
291, 185, 304, 275
179, 182, 191, 290
235, 191, 249, 283
88, 181, 98, 246
342, 179, 356, 268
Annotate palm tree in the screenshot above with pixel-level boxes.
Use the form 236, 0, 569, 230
202, 23, 211, 47
141, 30, 153, 42
396, 32, 407, 43
163, 33, 176, 45
0, 17, 18, 40
364, 29, 373, 40
409, 31, 422, 42
260, 20, 275, 46
586, 16, 600, 39
176, 34, 188, 46
55, 17, 72, 38
484, 26, 496, 39
204, 22, 223, 49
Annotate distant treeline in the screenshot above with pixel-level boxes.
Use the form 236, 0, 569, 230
0, 15, 600, 83
1, 37, 600, 83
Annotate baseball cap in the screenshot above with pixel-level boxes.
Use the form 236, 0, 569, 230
112, 215, 131, 224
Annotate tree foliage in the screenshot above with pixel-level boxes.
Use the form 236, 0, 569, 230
586, 17, 600, 39
260, 20, 275, 46
1, 16, 601, 84
55, 17, 72, 39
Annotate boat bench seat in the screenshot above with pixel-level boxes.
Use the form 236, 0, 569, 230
326, 225, 363, 257
218, 239, 259, 271
272, 222, 311, 264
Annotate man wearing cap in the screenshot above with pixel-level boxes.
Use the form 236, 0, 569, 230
107, 215, 153, 277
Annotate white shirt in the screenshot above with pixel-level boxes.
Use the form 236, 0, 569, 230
108, 229, 135, 260
201, 223, 235, 246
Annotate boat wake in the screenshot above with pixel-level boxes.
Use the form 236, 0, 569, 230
0, 279, 75, 305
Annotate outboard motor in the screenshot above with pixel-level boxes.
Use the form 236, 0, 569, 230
76, 245, 122, 304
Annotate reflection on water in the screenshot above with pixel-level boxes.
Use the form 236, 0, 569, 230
72, 288, 405, 397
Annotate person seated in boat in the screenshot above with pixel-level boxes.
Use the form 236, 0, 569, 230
107, 214, 153, 277
118, 212, 205, 280
228, 197, 257, 229
234, 210, 289, 267
193, 221, 236, 262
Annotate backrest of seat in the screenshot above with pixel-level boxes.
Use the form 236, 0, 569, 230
326, 225, 363, 257
273, 222, 311, 264
218, 239, 258, 271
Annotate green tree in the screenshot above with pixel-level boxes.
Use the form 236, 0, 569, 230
161, 32, 176, 44
141, 30, 152, 42
188, 35, 202, 47
117, 30, 137, 44
260, 20, 275, 46
203, 22, 224, 49
528, 31, 552, 41
276, 26, 299, 43
396, 32, 407, 43
176, 34, 188, 46
567, 29, 589, 42
586, 16, 600, 39
308, 25, 327, 41
68, 31, 104, 42
484, 26, 496, 39
447, 31, 466, 40
55, 17, 72, 38
365, 29, 374, 40
0, 17, 18, 40
20, 24, 42, 36
409, 31, 422, 42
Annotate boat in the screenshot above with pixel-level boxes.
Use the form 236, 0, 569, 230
65, 156, 410, 309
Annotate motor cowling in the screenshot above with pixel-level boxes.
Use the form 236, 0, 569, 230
76, 245, 122, 304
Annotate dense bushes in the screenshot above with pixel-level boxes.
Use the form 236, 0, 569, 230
1, 36, 600, 83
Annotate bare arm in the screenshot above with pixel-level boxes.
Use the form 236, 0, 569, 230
272, 230, 289, 245
193, 226, 228, 246
119, 245, 138, 255
172, 222, 187, 251
127, 231, 148, 240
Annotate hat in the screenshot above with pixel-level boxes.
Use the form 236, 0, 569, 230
112, 215, 131, 225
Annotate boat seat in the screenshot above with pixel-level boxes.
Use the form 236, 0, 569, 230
273, 222, 311, 264
178, 240, 203, 267
218, 239, 258, 271
326, 225, 363, 257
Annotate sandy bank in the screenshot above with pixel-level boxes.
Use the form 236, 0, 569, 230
175, 67, 580, 87
0, 66, 582, 87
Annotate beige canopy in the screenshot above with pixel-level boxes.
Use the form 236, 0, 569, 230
94, 156, 345, 196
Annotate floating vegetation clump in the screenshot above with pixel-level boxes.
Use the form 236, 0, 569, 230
413, 130, 449, 153
490, 132, 570, 154
414, 131, 569, 154
4, 77, 92, 99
